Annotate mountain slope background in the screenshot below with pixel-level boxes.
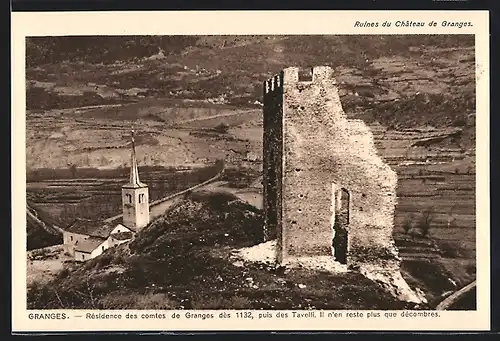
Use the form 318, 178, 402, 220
26, 35, 475, 130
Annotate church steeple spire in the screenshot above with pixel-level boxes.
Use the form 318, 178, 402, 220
121, 129, 149, 230
128, 130, 145, 188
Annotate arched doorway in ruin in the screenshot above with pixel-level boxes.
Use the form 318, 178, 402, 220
331, 186, 349, 264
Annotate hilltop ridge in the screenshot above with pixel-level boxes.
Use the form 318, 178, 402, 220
27, 191, 416, 310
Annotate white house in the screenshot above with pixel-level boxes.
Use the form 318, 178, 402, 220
63, 219, 135, 261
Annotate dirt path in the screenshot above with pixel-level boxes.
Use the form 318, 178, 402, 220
149, 196, 183, 220
201, 180, 263, 209
172, 109, 256, 126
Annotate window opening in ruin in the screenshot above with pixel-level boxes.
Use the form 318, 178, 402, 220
70, 236, 73, 242
102, 246, 105, 252
298, 68, 313, 82
332, 188, 350, 265
339, 188, 350, 225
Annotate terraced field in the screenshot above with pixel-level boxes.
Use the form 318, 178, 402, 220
26, 164, 222, 228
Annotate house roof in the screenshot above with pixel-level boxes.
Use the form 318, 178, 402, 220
74, 236, 106, 254
109, 223, 135, 240
65, 218, 116, 238
110, 231, 134, 241
114, 222, 138, 234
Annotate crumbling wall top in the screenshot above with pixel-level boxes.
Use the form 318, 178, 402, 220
264, 66, 337, 95
282, 66, 336, 84
263, 72, 283, 95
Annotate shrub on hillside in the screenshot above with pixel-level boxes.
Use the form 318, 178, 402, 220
402, 215, 414, 235
212, 123, 229, 134
95, 253, 113, 268
452, 117, 467, 127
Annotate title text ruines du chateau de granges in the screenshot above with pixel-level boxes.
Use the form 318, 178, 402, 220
354, 20, 473, 28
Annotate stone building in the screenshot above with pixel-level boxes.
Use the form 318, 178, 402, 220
263, 66, 400, 273
63, 130, 150, 261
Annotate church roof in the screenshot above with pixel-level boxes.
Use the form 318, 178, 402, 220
123, 130, 147, 189
65, 218, 116, 238
75, 236, 106, 254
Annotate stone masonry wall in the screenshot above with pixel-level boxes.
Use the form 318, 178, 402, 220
262, 72, 284, 261
264, 66, 400, 272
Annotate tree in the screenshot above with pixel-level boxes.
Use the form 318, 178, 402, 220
69, 164, 77, 178
418, 208, 435, 238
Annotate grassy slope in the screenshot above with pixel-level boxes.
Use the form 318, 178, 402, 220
27, 191, 414, 310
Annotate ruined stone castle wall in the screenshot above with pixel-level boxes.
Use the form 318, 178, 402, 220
262, 72, 284, 251
263, 66, 400, 272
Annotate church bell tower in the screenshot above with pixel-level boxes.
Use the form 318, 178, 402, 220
122, 130, 150, 230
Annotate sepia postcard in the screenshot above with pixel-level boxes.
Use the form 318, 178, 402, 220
11, 10, 490, 332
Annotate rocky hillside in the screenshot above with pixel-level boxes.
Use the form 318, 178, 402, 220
27, 191, 415, 310
26, 35, 475, 130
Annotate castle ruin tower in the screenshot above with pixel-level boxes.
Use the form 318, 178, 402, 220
122, 130, 150, 230
263, 66, 399, 271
